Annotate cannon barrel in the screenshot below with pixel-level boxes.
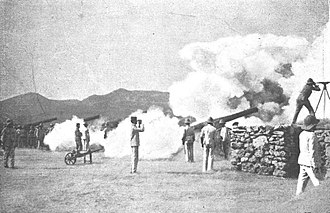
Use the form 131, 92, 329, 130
27, 117, 57, 126
83, 115, 100, 122
192, 107, 258, 131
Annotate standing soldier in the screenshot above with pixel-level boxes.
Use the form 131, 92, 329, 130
218, 119, 231, 160
27, 126, 36, 148
83, 123, 90, 150
15, 125, 22, 148
75, 123, 83, 151
1, 119, 17, 168
181, 118, 195, 162
296, 115, 322, 196
130, 116, 144, 174
200, 117, 217, 172
292, 78, 320, 124
36, 123, 45, 149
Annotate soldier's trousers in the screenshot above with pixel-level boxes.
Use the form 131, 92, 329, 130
184, 143, 194, 162
296, 165, 320, 195
3, 147, 15, 167
292, 99, 315, 124
203, 144, 214, 172
222, 140, 230, 160
131, 146, 139, 173
76, 140, 82, 151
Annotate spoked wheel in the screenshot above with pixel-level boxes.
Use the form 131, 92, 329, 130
64, 152, 76, 165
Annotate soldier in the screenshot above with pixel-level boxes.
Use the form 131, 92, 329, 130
218, 119, 231, 160
35, 123, 45, 149
75, 123, 83, 151
130, 116, 144, 174
200, 117, 217, 172
83, 123, 90, 150
15, 125, 22, 148
181, 118, 195, 162
292, 78, 320, 124
1, 119, 17, 168
27, 125, 36, 148
296, 115, 322, 196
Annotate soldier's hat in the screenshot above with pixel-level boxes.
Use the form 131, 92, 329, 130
206, 117, 214, 124
306, 78, 315, 85
131, 116, 137, 123
302, 115, 319, 130
184, 118, 191, 124
83, 123, 88, 127
76, 123, 80, 127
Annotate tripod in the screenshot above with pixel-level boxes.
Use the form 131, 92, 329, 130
315, 81, 330, 118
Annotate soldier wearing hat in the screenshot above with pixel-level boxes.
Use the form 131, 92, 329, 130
1, 119, 17, 168
75, 123, 83, 151
296, 115, 322, 196
82, 123, 90, 150
218, 119, 231, 160
292, 78, 320, 124
35, 123, 45, 149
200, 117, 217, 172
181, 118, 195, 163
130, 116, 144, 173
27, 125, 36, 148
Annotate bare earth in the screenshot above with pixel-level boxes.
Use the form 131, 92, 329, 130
1, 148, 329, 213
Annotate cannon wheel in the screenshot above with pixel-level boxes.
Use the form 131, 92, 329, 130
64, 152, 76, 165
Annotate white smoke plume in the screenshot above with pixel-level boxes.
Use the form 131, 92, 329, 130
170, 31, 330, 125
103, 107, 183, 160
44, 116, 105, 151
44, 108, 184, 160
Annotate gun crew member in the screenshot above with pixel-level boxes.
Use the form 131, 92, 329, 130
1, 119, 17, 168
182, 118, 195, 163
200, 117, 217, 172
292, 78, 320, 124
130, 116, 144, 174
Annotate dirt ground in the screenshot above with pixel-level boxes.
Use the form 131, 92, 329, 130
1, 147, 329, 213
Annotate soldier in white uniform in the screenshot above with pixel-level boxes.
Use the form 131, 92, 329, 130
296, 115, 322, 196
182, 118, 195, 163
200, 117, 217, 172
218, 119, 231, 160
130, 116, 144, 174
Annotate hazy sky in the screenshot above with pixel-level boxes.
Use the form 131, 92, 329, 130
0, 0, 329, 101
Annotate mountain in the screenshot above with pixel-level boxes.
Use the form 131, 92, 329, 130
0, 89, 171, 125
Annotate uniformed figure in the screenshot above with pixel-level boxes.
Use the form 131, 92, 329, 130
200, 117, 217, 172
130, 116, 144, 173
296, 115, 322, 196
15, 125, 22, 148
27, 126, 36, 148
218, 119, 231, 160
75, 123, 83, 151
182, 118, 195, 162
1, 119, 17, 168
35, 123, 45, 149
83, 123, 90, 150
292, 78, 320, 124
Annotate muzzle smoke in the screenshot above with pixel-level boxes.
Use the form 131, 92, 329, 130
170, 30, 330, 124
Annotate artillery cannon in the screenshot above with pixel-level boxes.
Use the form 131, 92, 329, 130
64, 147, 104, 165
83, 115, 100, 122
191, 107, 258, 131
26, 117, 57, 126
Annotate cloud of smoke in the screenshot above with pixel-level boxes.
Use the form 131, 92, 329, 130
44, 108, 184, 160
44, 116, 106, 151
170, 31, 330, 124
103, 107, 183, 160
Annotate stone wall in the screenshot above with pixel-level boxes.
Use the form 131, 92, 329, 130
230, 126, 329, 178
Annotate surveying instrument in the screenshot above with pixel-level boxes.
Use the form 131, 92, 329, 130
315, 81, 330, 118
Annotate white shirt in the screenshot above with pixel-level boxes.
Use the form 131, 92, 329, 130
298, 131, 321, 168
